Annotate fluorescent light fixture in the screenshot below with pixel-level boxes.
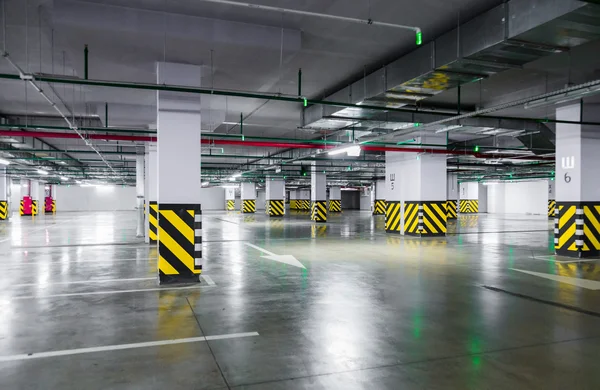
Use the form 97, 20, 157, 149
57, 161, 67, 165
232, 173, 242, 178
37, 169, 49, 175
328, 145, 361, 156
524, 84, 600, 110
60, 176, 69, 181
75, 180, 83, 184
435, 125, 463, 134
221, 184, 238, 188
202, 181, 209, 186
0, 158, 10, 165
229, 177, 236, 182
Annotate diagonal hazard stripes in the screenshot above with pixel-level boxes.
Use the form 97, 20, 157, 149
158, 203, 202, 284
373, 199, 386, 215
268, 200, 285, 217
548, 200, 555, 218
402, 202, 418, 234
311, 200, 327, 222
446, 200, 457, 219
0, 201, 8, 220
582, 203, 600, 255
226, 200, 235, 211
329, 199, 341, 212
459, 199, 478, 213
421, 202, 447, 236
149, 201, 158, 244
386, 201, 401, 233
555, 202, 578, 255
242, 199, 256, 213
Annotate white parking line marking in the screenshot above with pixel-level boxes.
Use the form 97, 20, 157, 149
0, 332, 260, 362
11, 285, 210, 300
14, 277, 156, 287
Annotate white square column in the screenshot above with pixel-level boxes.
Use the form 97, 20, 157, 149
373, 180, 386, 215
446, 173, 458, 219
328, 186, 341, 213
554, 103, 600, 257
311, 164, 326, 222
156, 62, 202, 284
241, 182, 256, 213
266, 178, 285, 217
385, 134, 447, 236
147, 143, 158, 244
225, 187, 236, 211
0, 168, 9, 220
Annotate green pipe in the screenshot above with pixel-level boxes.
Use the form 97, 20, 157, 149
84, 45, 89, 80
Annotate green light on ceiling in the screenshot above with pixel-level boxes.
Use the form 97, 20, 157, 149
241, 135, 245, 141
416, 31, 422, 46
474, 145, 480, 152
303, 98, 308, 107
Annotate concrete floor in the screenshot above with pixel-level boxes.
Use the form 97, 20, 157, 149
0, 210, 599, 389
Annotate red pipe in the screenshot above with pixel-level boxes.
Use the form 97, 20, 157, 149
0, 130, 552, 160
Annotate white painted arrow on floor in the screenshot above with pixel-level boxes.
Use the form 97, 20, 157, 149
245, 243, 306, 269
512, 269, 600, 290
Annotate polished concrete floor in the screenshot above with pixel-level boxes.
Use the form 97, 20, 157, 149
0, 210, 599, 389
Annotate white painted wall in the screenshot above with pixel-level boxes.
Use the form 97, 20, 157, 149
256, 190, 266, 210
478, 184, 488, 213
56, 185, 137, 211
360, 194, 371, 210
199, 187, 225, 210
487, 180, 547, 215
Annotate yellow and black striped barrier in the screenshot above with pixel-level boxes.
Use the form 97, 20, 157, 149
446, 200, 457, 219
554, 202, 578, 256
582, 203, 600, 257
329, 199, 341, 212
0, 201, 8, 220
385, 201, 401, 233
290, 199, 298, 210
373, 199, 386, 215
19, 200, 25, 216
242, 199, 256, 213
548, 199, 555, 218
32, 200, 38, 216
268, 199, 285, 217
421, 202, 447, 236
226, 200, 235, 211
149, 201, 158, 244
403, 201, 419, 235
311, 201, 327, 223
459, 199, 478, 213
157, 203, 202, 284
297, 199, 310, 211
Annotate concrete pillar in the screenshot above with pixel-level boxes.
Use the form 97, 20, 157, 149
241, 182, 256, 213
147, 143, 158, 244
446, 173, 458, 219
289, 189, 298, 210
373, 180, 386, 215
136, 153, 145, 237
225, 187, 235, 211
30, 181, 40, 216
385, 135, 447, 236
0, 168, 9, 220
459, 182, 479, 214
144, 148, 150, 244
298, 189, 310, 211
329, 186, 341, 212
311, 164, 327, 223
266, 177, 285, 217
156, 62, 202, 284
554, 103, 600, 258
548, 179, 556, 218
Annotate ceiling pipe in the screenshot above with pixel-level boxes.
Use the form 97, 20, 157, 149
194, 0, 421, 35
0, 130, 552, 161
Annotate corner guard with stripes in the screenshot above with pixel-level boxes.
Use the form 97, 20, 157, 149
555, 202, 600, 258
373, 199, 386, 215
386, 201, 447, 236
311, 201, 327, 223
268, 200, 285, 217
158, 203, 202, 284
548, 199, 555, 218
226, 200, 235, 211
0, 201, 8, 220
148, 201, 158, 244
459, 199, 478, 214
329, 199, 341, 212
446, 200, 457, 219
242, 199, 256, 213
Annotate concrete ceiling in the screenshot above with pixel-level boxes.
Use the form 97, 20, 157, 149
0, 0, 598, 184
